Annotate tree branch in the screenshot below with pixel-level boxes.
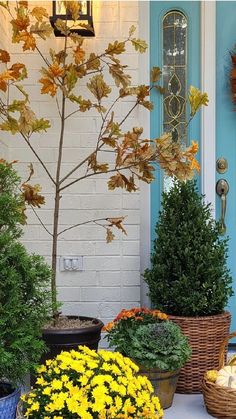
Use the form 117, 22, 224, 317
58, 217, 112, 236
59, 157, 154, 192
59, 95, 122, 185
56, 95, 62, 118
30, 205, 53, 237
21, 134, 56, 185
118, 101, 139, 127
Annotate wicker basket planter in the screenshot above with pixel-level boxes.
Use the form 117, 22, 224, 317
0, 383, 20, 419
169, 311, 231, 393
202, 331, 236, 418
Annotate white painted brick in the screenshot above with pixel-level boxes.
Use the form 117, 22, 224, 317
123, 194, 140, 210
122, 241, 139, 256
83, 256, 122, 271
81, 287, 121, 302
122, 286, 140, 302
57, 241, 96, 256
93, 5, 118, 23
79, 195, 121, 210
99, 302, 121, 318
99, 334, 109, 349
95, 22, 120, 38
62, 302, 101, 318
22, 240, 52, 256
57, 271, 98, 287
64, 117, 98, 134
121, 256, 140, 270
58, 287, 81, 302
22, 225, 41, 241
120, 5, 139, 22
97, 271, 121, 287
122, 271, 140, 286
95, 241, 120, 256
12, 147, 57, 163
121, 302, 141, 311
95, 179, 121, 195
1, 0, 142, 315
123, 225, 140, 240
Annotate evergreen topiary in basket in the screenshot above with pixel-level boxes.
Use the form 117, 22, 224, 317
143, 180, 233, 393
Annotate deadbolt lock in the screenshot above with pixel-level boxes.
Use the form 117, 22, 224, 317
216, 157, 228, 174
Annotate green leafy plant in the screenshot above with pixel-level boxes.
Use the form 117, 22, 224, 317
126, 322, 191, 371
104, 308, 190, 371
0, 2, 208, 320
143, 180, 233, 316
0, 161, 52, 385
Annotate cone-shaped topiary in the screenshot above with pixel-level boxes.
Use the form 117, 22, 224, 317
144, 180, 233, 316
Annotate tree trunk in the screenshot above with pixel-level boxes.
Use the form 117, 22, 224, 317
51, 187, 60, 317
51, 94, 66, 319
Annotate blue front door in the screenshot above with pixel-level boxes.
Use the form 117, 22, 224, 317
216, 1, 236, 331
150, 1, 236, 328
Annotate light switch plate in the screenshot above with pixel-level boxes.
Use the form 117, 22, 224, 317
60, 256, 83, 272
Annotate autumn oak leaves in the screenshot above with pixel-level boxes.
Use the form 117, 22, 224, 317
0, 1, 208, 312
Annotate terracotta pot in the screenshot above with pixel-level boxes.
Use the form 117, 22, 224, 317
137, 365, 180, 409
169, 311, 231, 393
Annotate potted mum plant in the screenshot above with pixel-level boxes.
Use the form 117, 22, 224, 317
0, 161, 52, 418
21, 346, 163, 419
144, 180, 233, 393
104, 308, 191, 409
0, 1, 206, 357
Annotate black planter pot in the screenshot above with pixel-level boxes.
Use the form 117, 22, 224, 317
41, 316, 104, 363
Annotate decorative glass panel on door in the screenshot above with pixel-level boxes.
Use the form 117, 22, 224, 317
163, 10, 187, 145
162, 10, 188, 191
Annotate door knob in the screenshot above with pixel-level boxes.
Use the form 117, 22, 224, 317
216, 179, 229, 235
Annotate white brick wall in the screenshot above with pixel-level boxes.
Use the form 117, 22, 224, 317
0, 1, 148, 334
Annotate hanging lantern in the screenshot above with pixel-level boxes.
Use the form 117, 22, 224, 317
50, 1, 95, 37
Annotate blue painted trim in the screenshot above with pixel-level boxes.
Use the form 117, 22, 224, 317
150, 2, 201, 244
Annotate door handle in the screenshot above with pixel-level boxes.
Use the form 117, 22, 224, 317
216, 179, 229, 235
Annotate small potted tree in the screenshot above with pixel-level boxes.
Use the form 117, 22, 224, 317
144, 180, 233, 393
0, 1, 207, 358
104, 308, 191, 409
0, 160, 52, 418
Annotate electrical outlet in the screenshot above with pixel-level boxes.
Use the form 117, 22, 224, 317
60, 256, 83, 271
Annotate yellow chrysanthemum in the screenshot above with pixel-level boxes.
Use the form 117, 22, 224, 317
22, 346, 163, 419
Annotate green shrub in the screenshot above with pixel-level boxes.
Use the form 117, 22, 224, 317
0, 161, 52, 385
126, 322, 191, 371
143, 180, 233, 316
0, 161, 24, 238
